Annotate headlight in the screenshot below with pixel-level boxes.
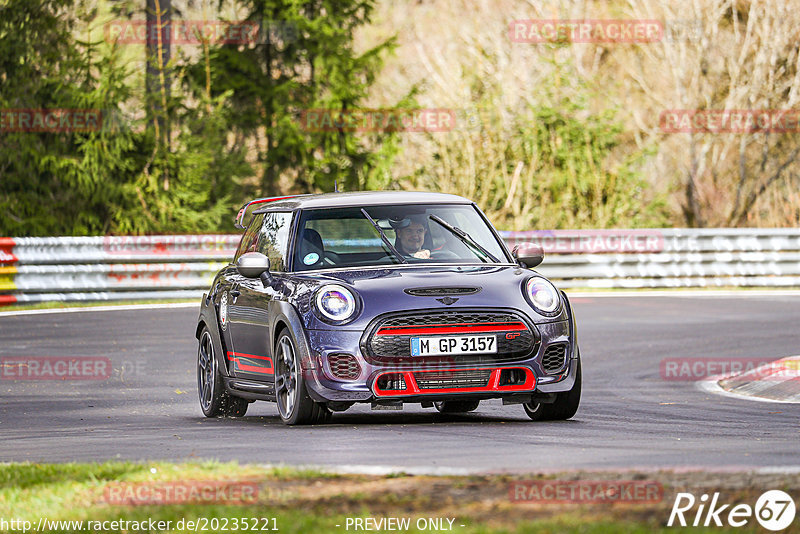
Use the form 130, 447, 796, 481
315, 284, 357, 322
525, 277, 561, 315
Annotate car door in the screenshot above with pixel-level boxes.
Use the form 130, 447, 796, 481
218, 212, 265, 374
226, 211, 294, 383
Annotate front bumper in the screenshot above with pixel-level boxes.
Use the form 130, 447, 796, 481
372, 366, 536, 397
302, 296, 579, 404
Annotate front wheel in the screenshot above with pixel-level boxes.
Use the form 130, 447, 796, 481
197, 326, 248, 417
274, 329, 331, 425
524, 359, 581, 421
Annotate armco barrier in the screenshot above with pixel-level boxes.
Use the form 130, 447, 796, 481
1, 229, 799, 305
504, 229, 800, 289
0, 235, 236, 305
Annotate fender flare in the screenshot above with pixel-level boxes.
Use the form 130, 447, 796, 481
196, 293, 232, 378
269, 301, 316, 371
561, 290, 579, 361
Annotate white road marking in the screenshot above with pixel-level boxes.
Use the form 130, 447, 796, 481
0, 302, 198, 318
568, 290, 800, 298
258, 462, 800, 476
755, 466, 800, 475
257, 463, 477, 476
2, 290, 799, 318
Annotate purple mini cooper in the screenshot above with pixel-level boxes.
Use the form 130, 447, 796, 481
196, 191, 581, 425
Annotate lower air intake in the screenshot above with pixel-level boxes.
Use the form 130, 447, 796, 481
414, 369, 492, 389
328, 353, 361, 380
542, 343, 567, 373
376, 373, 407, 391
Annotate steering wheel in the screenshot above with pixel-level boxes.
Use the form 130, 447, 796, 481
430, 249, 460, 260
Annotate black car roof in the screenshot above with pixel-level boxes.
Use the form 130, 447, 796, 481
252, 191, 472, 213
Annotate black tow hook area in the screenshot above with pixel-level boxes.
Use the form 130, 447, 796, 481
498, 368, 528, 386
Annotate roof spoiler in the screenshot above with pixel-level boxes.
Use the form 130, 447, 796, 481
234, 196, 302, 229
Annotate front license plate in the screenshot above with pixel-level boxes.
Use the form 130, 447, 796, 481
410, 335, 497, 356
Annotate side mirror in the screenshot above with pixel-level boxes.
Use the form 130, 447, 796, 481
513, 242, 544, 269
236, 252, 270, 278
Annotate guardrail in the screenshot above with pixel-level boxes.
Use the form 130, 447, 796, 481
1, 229, 799, 305
0, 236, 236, 305
504, 229, 800, 289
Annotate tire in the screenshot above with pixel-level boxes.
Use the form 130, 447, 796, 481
434, 400, 480, 413
197, 326, 249, 418
524, 358, 581, 421
274, 329, 331, 425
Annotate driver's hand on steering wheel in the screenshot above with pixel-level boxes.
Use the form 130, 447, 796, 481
411, 249, 431, 259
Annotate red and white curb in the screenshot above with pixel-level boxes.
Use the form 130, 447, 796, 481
699, 356, 800, 403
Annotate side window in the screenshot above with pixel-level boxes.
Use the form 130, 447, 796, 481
234, 213, 265, 261
256, 212, 293, 272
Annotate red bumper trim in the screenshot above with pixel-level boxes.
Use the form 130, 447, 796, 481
376, 321, 528, 336
372, 366, 535, 397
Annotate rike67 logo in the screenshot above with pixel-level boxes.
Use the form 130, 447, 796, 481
668, 490, 796, 531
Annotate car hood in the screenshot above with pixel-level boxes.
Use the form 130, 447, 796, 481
294, 264, 564, 328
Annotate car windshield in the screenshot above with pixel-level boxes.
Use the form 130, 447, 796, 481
293, 204, 508, 271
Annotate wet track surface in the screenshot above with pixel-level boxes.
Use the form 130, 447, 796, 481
1, 295, 799, 472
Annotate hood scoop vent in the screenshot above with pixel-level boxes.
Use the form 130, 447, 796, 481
404, 287, 481, 297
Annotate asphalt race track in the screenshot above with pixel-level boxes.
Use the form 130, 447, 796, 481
1, 295, 798, 472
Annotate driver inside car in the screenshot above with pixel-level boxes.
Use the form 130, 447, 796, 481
391, 215, 431, 259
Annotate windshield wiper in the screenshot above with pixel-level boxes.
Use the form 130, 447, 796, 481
428, 214, 500, 263
361, 208, 408, 264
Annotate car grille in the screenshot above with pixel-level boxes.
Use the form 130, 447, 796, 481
404, 287, 480, 296
414, 369, 492, 389
328, 353, 361, 380
362, 309, 537, 366
542, 343, 568, 373
380, 310, 517, 327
